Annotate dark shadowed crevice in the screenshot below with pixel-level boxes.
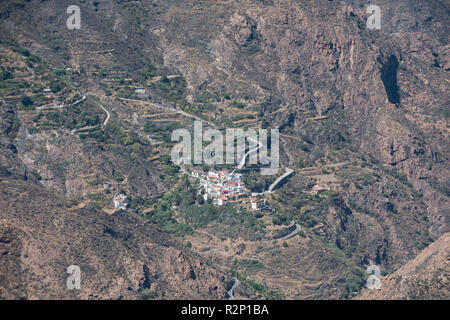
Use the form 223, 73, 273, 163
379, 55, 400, 104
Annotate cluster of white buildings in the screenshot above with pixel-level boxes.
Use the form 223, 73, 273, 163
191, 168, 266, 209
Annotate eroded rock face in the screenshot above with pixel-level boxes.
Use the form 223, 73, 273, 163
0, 105, 228, 300
154, 0, 450, 245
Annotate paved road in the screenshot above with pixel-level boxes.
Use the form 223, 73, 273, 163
118, 97, 296, 198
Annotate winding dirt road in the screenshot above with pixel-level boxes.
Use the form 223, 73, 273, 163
227, 278, 239, 300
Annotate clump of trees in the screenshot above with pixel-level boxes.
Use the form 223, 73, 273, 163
243, 171, 272, 193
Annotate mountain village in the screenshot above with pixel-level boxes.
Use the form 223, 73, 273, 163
191, 168, 266, 210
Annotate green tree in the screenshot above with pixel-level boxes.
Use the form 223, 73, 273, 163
21, 95, 34, 107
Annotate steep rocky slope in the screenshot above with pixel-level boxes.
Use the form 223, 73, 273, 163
0, 104, 229, 299
358, 232, 449, 300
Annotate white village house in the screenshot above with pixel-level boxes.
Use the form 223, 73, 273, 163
251, 198, 266, 210
193, 168, 250, 205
